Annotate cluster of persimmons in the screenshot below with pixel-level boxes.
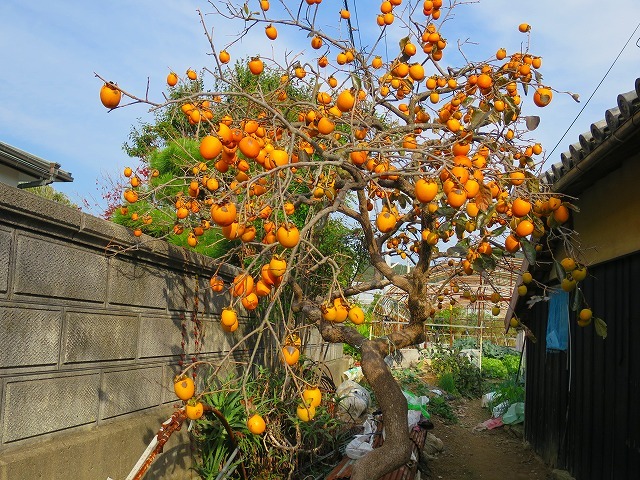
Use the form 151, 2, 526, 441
98, 0, 585, 437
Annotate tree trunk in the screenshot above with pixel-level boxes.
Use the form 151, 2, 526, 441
350, 340, 413, 480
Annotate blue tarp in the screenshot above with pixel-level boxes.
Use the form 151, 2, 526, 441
546, 289, 569, 351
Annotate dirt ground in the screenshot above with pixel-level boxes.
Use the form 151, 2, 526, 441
427, 398, 553, 479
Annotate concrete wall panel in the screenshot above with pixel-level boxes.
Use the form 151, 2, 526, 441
63, 311, 138, 363
0, 228, 10, 294
0, 306, 61, 368
2, 373, 100, 443
14, 235, 107, 302
101, 367, 163, 419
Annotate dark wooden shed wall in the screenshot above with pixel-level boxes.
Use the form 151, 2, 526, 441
523, 250, 640, 479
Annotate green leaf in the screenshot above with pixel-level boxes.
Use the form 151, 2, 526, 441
489, 224, 507, 238
470, 109, 491, 129
350, 73, 362, 91
553, 260, 566, 283
564, 202, 580, 213
521, 238, 537, 264
594, 317, 608, 339
436, 206, 457, 217
473, 254, 496, 273
447, 238, 470, 256
571, 287, 585, 312
503, 109, 516, 125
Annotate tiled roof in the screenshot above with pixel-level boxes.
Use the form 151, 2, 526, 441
0, 141, 73, 187
541, 78, 640, 192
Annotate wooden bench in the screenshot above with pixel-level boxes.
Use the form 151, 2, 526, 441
325, 416, 429, 480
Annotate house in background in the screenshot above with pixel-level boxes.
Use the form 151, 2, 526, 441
0, 141, 73, 188
512, 78, 640, 479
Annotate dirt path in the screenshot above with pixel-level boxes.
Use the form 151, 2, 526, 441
427, 398, 552, 479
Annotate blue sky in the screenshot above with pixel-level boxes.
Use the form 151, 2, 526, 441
1, 0, 639, 214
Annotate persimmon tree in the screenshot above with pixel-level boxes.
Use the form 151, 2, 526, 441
97, 0, 585, 478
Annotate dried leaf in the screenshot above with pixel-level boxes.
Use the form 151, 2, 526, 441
527, 295, 549, 308
525, 116, 540, 131
474, 183, 492, 211
571, 93, 580, 103
594, 317, 608, 339
399, 36, 410, 50
564, 202, 580, 212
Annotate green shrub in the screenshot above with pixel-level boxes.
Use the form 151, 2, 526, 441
430, 346, 483, 398
427, 395, 457, 423
481, 357, 508, 379
502, 354, 521, 375
437, 372, 457, 394
482, 340, 518, 360
486, 377, 525, 412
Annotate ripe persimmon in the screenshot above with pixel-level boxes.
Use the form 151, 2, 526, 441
282, 346, 300, 366
167, 72, 178, 86
533, 87, 553, 107
336, 89, 356, 112
219, 50, 230, 64
504, 234, 521, 253
265, 24, 277, 40
248, 57, 264, 75
247, 414, 266, 434
553, 205, 570, 224
297, 403, 316, 422
200, 135, 223, 160
174, 375, 195, 401
100, 82, 122, 109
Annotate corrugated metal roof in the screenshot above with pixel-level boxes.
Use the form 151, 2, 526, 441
541, 77, 640, 191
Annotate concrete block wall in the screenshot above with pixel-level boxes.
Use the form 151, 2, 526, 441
0, 183, 347, 480
0, 183, 246, 479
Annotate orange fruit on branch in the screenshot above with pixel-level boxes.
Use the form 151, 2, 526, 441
282, 346, 300, 366
100, 82, 122, 109
185, 401, 204, 420
414, 178, 439, 203
336, 89, 356, 112
200, 135, 223, 160
303, 386, 322, 408
211, 202, 237, 227
167, 72, 178, 86
533, 87, 553, 107
296, 403, 316, 422
276, 223, 301, 248
219, 50, 231, 64
174, 375, 195, 401
248, 57, 264, 75
265, 24, 277, 40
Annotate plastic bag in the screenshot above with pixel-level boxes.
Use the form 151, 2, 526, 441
336, 380, 371, 418
403, 390, 430, 419
502, 402, 525, 424
342, 366, 363, 383
345, 435, 374, 459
